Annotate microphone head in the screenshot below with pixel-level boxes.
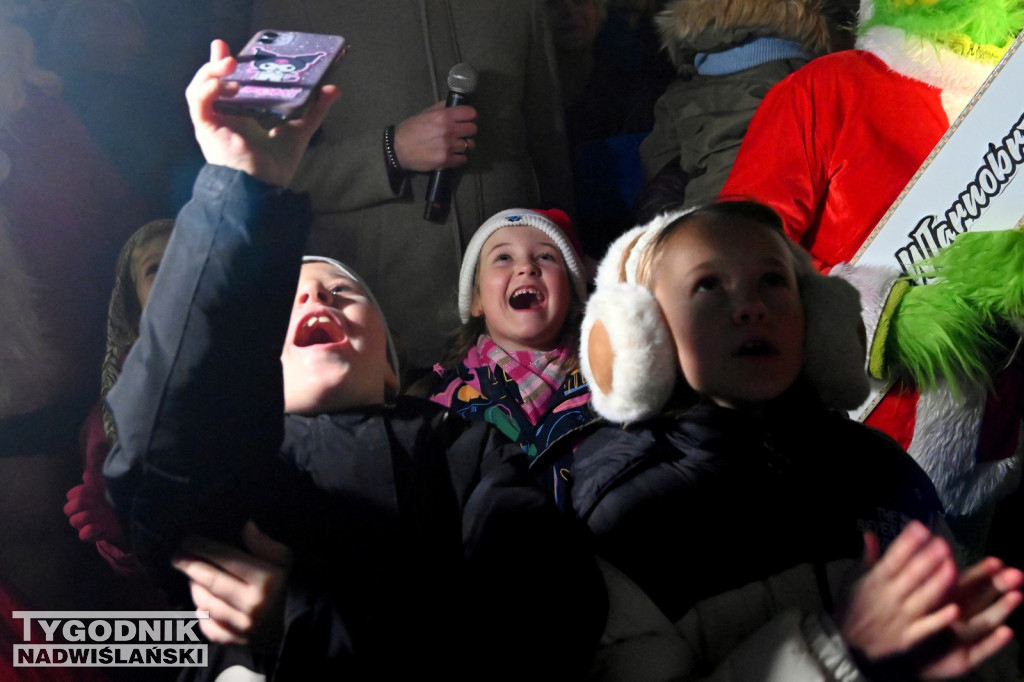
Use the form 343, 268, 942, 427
447, 63, 478, 95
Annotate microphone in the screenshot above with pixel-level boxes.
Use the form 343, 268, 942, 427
424, 63, 478, 223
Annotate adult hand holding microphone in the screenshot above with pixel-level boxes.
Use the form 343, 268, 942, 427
386, 64, 479, 222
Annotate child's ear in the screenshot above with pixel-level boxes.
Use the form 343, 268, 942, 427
470, 293, 483, 318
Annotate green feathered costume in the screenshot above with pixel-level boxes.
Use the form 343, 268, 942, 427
886, 230, 1024, 394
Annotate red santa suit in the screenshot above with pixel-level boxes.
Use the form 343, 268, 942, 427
721, 23, 1022, 519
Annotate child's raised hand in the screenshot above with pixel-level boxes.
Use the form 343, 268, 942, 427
171, 520, 293, 650
185, 39, 340, 188
913, 556, 1023, 679
836, 521, 960, 662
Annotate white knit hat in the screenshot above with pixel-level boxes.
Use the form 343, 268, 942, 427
302, 255, 401, 392
580, 204, 870, 423
458, 208, 588, 323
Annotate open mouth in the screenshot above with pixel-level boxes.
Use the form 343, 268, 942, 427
293, 313, 345, 347
509, 287, 545, 310
735, 340, 777, 357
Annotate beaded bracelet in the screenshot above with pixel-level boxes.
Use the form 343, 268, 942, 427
383, 124, 401, 171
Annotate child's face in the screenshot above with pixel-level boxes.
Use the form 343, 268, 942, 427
281, 261, 396, 414
650, 216, 805, 410
131, 233, 170, 309
471, 225, 571, 352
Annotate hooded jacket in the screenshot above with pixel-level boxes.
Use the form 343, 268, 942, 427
637, 0, 830, 212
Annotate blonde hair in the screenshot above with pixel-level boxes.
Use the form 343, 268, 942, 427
637, 200, 791, 289
100, 218, 174, 443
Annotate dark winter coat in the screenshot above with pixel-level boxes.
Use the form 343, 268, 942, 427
571, 385, 943, 621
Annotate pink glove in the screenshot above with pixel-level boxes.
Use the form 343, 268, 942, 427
64, 472, 136, 575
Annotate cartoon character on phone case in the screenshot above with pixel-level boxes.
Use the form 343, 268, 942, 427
250, 48, 326, 83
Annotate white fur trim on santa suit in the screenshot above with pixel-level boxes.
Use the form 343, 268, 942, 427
856, 25, 996, 122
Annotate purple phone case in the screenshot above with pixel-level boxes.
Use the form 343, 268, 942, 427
214, 30, 346, 123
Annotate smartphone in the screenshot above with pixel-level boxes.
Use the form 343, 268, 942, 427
214, 29, 347, 127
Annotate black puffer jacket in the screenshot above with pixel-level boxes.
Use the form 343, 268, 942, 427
572, 385, 943, 621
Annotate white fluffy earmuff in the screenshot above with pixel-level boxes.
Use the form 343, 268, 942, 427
580, 214, 686, 423
785, 243, 871, 411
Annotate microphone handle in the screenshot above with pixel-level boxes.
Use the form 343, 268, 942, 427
424, 90, 471, 222
446, 90, 469, 108
424, 168, 452, 222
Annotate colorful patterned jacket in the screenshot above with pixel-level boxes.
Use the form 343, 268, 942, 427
430, 359, 597, 507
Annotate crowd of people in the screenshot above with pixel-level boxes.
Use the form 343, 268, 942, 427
2, 0, 1024, 680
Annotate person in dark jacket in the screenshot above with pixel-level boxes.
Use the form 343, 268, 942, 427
572, 200, 1023, 679
103, 40, 604, 681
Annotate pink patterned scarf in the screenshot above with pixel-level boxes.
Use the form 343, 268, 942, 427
471, 335, 573, 425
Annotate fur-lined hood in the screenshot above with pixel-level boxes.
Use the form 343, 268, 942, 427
656, 0, 832, 68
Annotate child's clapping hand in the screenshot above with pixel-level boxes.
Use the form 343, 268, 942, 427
916, 553, 1023, 679
838, 521, 959, 663
837, 520, 1022, 679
